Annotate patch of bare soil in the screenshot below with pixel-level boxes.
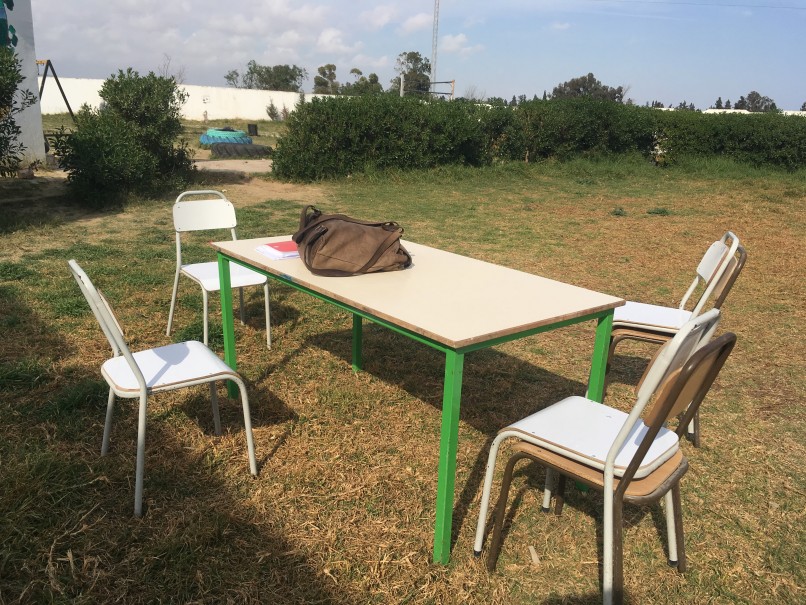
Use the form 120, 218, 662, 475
221, 177, 330, 207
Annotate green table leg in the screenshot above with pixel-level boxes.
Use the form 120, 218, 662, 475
587, 310, 614, 403
433, 349, 464, 564
352, 314, 363, 372
218, 254, 238, 398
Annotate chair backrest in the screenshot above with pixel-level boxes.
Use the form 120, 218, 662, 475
618, 331, 736, 491
68, 260, 148, 393
172, 190, 239, 267
173, 190, 238, 233
711, 243, 747, 310
634, 308, 721, 404
643, 332, 736, 430
680, 231, 740, 316
604, 309, 721, 479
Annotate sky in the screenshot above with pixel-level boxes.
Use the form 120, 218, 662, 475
29, 0, 806, 111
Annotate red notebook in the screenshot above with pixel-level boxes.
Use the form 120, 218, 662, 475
255, 240, 299, 260
266, 240, 297, 253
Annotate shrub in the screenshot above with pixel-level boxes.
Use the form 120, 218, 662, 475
273, 95, 806, 181
55, 106, 157, 207
0, 47, 36, 176
55, 68, 193, 206
273, 96, 488, 180
655, 111, 806, 169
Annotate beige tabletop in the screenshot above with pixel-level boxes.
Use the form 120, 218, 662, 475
214, 237, 624, 350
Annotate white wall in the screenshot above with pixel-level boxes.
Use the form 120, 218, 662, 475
38, 77, 331, 121
6, 0, 46, 164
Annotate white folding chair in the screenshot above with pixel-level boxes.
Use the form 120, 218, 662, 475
166, 190, 271, 348
69, 259, 258, 517
474, 309, 728, 605
611, 231, 740, 337
608, 231, 744, 445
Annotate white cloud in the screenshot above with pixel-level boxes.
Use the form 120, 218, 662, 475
316, 28, 362, 55
399, 13, 432, 35
551, 22, 571, 31
350, 54, 391, 70
441, 34, 484, 57
359, 6, 398, 30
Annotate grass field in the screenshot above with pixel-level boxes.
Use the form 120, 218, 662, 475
1, 156, 804, 604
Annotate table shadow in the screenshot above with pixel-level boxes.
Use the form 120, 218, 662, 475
281, 323, 595, 555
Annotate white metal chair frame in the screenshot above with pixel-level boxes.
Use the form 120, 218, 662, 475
612, 231, 740, 335
609, 231, 742, 445
166, 190, 271, 348
473, 308, 722, 605
69, 259, 258, 517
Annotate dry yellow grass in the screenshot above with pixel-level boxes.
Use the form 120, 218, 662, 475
1, 158, 803, 604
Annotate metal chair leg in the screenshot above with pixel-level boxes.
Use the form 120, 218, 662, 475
209, 382, 222, 436
202, 288, 209, 346
672, 483, 687, 572
134, 393, 148, 517
555, 474, 567, 516
541, 468, 555, 512
487, 451, 530, 572
166, 269, 181, 336
101, 387, 115, 455
232, 375, 258, 476
664, 490, 679, 566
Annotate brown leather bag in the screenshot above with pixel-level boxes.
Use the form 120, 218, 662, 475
292, 205, 413, 277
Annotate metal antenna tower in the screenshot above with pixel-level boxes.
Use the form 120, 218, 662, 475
431, 0, 440, 95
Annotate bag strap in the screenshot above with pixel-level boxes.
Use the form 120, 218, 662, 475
293, 205, 402, 244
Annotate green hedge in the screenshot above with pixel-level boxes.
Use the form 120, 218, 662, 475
655, 111, 806, 169
273, 95, 806, 180
498, 98, 657, 161
273, 96, 488, 180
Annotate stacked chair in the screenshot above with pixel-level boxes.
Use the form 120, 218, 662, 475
474, 309, 736, 605
608, 231, 745, 445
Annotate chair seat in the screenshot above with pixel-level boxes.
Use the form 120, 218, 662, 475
102, 341, 239, 394
181, 261, 267, 292
505, 396, 679, 479
510, 441, 688, 501
613, 301, 692, 333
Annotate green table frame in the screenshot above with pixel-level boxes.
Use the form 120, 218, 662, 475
217, 252, 614, 564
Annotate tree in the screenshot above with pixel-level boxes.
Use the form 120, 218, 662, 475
225, 61, 308, 92
647, 100, 665, 108
725, 99, 732, 109
713, 97, 723, 109
157, 54, 186, 84
313, 64, 338, 95
745, 90, 777, 113
55, 69, 192, 206
801, 101, 806, 111
389, 51, 431, 97
734, 95, 748, 110
0, 46, 36, 176
461, 83, 485, 102
340, 68, 383, 96
675, 100, 697, 111
551, 73, 625, 103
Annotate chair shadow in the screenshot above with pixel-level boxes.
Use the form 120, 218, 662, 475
480, 460, 660, 605
606, 350, 658, 393
189, 167, 254, 186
